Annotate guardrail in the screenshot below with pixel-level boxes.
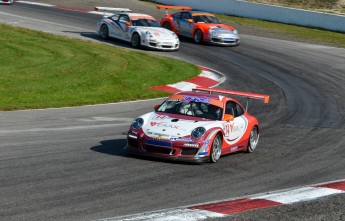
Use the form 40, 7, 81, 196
155, 0, 345, 33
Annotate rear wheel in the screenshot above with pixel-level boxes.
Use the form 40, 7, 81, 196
210, 134, 222, 163
131, 33, 141, 48
100, 24, 109, 39
163, 22, 172, 30
194, 29, 203, 44
247, 126, 259, 153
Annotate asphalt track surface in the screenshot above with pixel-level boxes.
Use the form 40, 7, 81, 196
1, 1, 345, 220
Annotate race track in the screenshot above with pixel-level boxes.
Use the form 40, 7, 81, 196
0, 2, 345, 220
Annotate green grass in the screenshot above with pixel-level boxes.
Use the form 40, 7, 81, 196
0, 24, 199, 111
218, 15, 345, 48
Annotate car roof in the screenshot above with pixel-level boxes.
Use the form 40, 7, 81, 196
179, 11, 215, 16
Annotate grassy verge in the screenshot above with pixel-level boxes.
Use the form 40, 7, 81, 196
218, 15, 345, 48
0, 24, 199, 111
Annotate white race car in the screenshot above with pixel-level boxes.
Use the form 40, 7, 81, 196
96, 7, 179, 51
0, 0, 13, 4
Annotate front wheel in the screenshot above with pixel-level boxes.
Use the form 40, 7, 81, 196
210, 134, 222, 163
194, 29, 203, 44
131, 33, 141, 48
247, 126, 259, 153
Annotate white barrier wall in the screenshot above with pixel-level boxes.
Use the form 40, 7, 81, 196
155, 0, 345, 33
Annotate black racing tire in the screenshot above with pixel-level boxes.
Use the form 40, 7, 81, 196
163, 22, 172, 30
210, 133, 222, 163
194, 29, 203, 44
100, 24, 109, 40
131, 33, 141, 48
247, 126, 259, 153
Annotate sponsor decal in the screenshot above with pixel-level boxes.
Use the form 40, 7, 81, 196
146, 139, 172, 147
149, 122, 186, 131
183, 96, 211, 103
224, 122, 234, 136
204, 140, 211, 145
150, 136, 169, 141
232, 124, 244, 132
152, 115, 170, 120
224, 38, 235, 41
170, 137, 193, 142
231, 146, 238, 151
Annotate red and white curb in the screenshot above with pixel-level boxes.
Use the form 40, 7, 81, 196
151, 66, 225, 93
96, 179, 345, 221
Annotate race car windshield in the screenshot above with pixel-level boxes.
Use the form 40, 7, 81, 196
157, 100, 223, 120
193, 15, 221, 24
131, 19, 160, 27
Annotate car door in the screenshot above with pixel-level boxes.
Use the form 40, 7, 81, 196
107, 14, 121, 38
223, 101, 247, 144
179, 12, 193, 37
172, 12, 182, 34
117, 14, 131, 41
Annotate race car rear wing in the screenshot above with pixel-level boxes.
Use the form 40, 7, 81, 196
94, 6, 132, 16
193, 87, 269, 110
156, 5, 192, 14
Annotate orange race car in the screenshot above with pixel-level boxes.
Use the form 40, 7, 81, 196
157, 5, 240, 46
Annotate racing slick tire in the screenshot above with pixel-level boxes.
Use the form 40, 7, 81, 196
210, 133, 222, 163
247, 126, 259, 153
131, 33, 141, 48
163, 22, 172, 30
100, 24, 109, 40
194, 29, 203, 44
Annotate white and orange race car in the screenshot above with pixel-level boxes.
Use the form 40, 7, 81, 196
0, 0, 13, 4
96, 7, 179, 51
157, 5, 240, 46
126, 87, 269, 163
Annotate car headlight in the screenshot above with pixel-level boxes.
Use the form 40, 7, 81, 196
146, 31, 153, 39
209, 28, 219, 37
172, 32, 178, 40
131, 118, 144, 130
191, 127, 206, 139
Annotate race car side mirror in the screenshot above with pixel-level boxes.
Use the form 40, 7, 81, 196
224, 114, 234, 122
187, 19, 193, 23
154, 104, 160, 111
125, 21, 131, 26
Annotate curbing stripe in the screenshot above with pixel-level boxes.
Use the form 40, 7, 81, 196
186, 76, 219, 88
151, 66, 223, 93
96, 179, 345, 221
190, 198, 282, 215
315, 180, 345, 191
251, 186, 344, 205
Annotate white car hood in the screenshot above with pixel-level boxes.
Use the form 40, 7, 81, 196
141, 112, 217, 139
135, 27, 175, 39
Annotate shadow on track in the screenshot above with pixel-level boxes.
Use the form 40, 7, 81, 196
62, 31, 182, 52
90, 139, 203, 165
